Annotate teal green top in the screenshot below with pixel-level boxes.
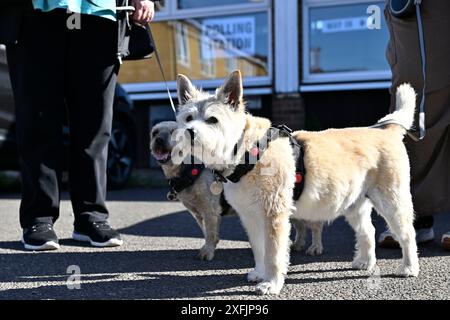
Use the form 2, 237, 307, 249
32, 0, 116, 21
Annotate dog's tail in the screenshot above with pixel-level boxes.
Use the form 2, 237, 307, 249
376, 83, 416, 133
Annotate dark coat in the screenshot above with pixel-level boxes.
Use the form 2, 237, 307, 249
0, 0, 32, 45
0, 0, 152, 61
385, 0, 450, 215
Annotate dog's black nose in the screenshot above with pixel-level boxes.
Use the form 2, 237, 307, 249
155, 137, 164, 146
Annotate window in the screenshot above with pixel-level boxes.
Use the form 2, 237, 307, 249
119, 2, 271, 90
302, 0, 390, 83
175, 22, 190, 66
198, 33, 215, 77
177, 0, 266, 10
119, 12, 271, 88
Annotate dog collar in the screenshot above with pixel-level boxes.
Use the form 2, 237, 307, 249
214, 125, 306, 200
168, 160, 205, 194
167, 159, 232, 216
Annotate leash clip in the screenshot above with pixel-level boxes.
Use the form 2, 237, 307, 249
213, 170, 228, 183
276, 124, 293, 135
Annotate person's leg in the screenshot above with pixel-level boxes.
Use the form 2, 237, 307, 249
406, 89, 450, 217
381, 3, 450, 247
380, 88, 450, 247
65, 14, 122, 246
6, 9, 66, 248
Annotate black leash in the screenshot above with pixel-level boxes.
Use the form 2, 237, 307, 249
117, 3, 176, 115
147, 25, 177, 115
415, 0, 426, 140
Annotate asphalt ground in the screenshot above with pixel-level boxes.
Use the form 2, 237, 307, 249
0, 188, 449, 300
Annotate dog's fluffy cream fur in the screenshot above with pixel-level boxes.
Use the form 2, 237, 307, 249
176, 71, 419, 295
150, 121, 323, 260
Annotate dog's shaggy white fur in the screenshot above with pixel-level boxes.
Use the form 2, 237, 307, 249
176, 70, 419, 295
150, 121, 324, 261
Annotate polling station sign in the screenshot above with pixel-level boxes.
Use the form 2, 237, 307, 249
202, 16, 256, 58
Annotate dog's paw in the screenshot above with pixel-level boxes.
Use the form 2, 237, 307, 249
166, 191, 178, 201
255, 280, 283, 295
306, 243, 323, 256
351, 257, 376, 271
247, 269, 265, 283
291, 241, 305, 252
197, 245, 215, 261
397, 264, 419, 277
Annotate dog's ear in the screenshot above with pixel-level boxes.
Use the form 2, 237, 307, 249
217, 70, 243, 110
177, 74, 199, 106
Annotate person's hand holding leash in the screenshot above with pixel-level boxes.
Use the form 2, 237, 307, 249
130, 0, 155, 25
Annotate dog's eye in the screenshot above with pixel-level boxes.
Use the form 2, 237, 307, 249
186, 115, 193, 122
152, 130, 159, 136
205, 117, 218, 125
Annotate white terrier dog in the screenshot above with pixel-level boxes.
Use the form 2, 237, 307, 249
175, 70, 419, 295
150, 121, 324, 261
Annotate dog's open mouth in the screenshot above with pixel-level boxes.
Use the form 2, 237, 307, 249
153, 149, 172, 163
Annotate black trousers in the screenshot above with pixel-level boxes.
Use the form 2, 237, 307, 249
6, 9, 119, 228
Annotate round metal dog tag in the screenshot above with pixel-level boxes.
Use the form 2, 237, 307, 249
210, 181, 223, 195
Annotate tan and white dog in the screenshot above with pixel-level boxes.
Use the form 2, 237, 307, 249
175, 70, 419, 295
150, 121, 323, 261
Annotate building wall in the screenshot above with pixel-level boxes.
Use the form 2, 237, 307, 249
271, 94, 306, 130
271, 0, 305, 131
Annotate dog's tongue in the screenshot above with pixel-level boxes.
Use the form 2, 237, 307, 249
154, 151, 170, 161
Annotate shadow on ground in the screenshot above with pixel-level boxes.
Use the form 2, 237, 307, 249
1, 209, 449, 299
118, 210, 248, 242
1, 185, 450, 300
0, 246, 395, 300
0, 247, 256, 299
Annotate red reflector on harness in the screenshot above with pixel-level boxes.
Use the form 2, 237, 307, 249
191, 168, 199, 176
295, 173, 303, 184
250, 147, 259, 157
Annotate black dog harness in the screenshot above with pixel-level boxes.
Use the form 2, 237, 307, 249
214, 125, 306, 201
168, 161, 205, 194
167, 160, 231, 216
